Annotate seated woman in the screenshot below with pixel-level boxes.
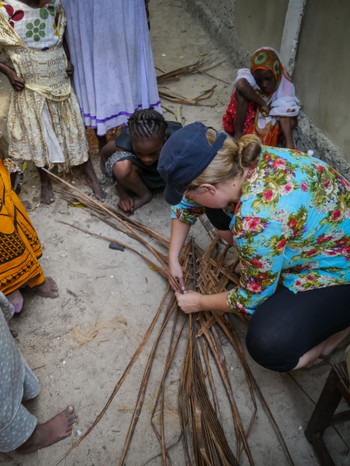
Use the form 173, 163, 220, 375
158, 122, 350, 372
222, 47, 300, 149
99, 108, 182, 214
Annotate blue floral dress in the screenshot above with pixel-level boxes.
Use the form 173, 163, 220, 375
171, 147, 350, 315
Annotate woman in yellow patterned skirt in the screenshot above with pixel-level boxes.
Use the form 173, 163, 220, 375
0, 156, 59, 310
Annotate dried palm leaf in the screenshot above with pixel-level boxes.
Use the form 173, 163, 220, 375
159, 85, 217, 107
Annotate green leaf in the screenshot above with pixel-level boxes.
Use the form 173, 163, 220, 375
40, 9, 48, 19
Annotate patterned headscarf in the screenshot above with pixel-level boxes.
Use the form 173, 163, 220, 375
250, 47, 283, 92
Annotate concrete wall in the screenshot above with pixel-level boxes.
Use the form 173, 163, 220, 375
293, 0, 350, 159
185, 0, 350, 178
235, 0, 288, 54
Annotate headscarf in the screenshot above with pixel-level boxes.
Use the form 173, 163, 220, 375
250, 47, 284, 94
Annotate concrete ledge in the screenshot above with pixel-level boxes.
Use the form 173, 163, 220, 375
295, 113, 350, 180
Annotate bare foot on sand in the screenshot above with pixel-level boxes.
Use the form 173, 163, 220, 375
16, 406, 77, 455
117, 193, 135, 215
35, 277, 59, 299
116, 184, 152, 215
83, 158, 106, 201
85, 174, 106, 201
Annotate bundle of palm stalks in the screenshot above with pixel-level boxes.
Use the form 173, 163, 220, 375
48, 172, 295, 466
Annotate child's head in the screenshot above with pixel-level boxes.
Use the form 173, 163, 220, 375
250, 47, 282, 96
128, 108, 167, 166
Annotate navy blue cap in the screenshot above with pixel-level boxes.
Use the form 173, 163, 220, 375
158, 122, 227, 205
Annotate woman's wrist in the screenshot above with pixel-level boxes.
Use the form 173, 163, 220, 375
197, 293, 208, 311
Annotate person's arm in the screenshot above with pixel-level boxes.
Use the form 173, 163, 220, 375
62, 35, 73, 78
175, 217, 286, 316
169, 219, 191, 291
175, 290, 229, 314
0, 62, 25, 91
168, 198, 206, 290
233, 78, 269, 139
222, 93, 235, 135
235, 78, 270, 114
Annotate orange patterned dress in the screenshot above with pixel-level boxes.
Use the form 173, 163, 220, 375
0, 160, 45, 294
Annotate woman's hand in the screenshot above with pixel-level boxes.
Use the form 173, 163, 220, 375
5, 67, 25, 91
260, 103, 270, 116
175, 290, 203, 314
169, 259, 185, 292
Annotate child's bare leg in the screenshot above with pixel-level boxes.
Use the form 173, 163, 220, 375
233, 90, 249, 140
280, 117, 296, 149
16, 406, 77, 455
99, 140, 117, 175
113, 160, 152, 214
82, 157, 106, 200
37, 168, 54, 205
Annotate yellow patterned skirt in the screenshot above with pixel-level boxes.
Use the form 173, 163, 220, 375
0, 160, 45, 294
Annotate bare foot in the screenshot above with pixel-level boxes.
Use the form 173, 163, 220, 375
84, 175, 106, 201
83, 158, 106, 201
117, 193, 135, 214
40, 183, 54, 205
132, 191, 153, 211
35, 277, 59, 299
116, 184, 152, 214
16, 406, 77, 455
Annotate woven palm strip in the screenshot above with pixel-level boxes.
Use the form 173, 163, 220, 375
50, 174, 295, 466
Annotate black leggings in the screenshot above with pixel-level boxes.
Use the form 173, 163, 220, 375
205, 207, 231, 231
246, 285, 350, 372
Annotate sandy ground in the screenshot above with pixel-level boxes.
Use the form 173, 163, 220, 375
0, 1, 349, 465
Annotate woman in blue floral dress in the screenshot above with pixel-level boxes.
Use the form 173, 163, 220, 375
158, 122, 350, 372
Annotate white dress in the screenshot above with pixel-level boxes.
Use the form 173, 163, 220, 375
0, 0, 89, 169
62, 0, 162, 136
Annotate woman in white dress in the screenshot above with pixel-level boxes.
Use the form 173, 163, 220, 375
62, 0, 162, 148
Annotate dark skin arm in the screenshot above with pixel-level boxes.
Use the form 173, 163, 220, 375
234, 78, 270, 139
0, 62, 25, 91
63, 35, 74, 78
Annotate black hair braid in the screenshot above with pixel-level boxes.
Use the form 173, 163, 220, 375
128, 108, 167, 140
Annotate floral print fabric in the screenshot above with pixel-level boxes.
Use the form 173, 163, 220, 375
0, 0, 61, 49
171, 146, 350, 315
